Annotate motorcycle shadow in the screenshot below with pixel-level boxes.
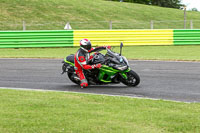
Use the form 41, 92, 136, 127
67, 84, 133, 90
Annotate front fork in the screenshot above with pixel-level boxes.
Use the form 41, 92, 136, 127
120, 67, 131, 80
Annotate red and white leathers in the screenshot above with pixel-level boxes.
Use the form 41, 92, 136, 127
74, 46, 109, 88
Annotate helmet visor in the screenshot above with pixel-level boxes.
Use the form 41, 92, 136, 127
85, 41, 91, 50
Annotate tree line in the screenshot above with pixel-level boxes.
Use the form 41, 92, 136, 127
109, 0, 184, 9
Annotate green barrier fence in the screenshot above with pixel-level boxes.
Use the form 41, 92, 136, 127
0, 30, 200, 48
0, 30, 73, 48
174, 30, 200, 45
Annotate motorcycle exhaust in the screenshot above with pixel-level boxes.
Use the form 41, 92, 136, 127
71, 74, 80, 82
73, 75, 80, 81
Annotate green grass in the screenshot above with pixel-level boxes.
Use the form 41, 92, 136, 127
1, 45, 200, 61
0, 89, 200, 133
1, 0, 200, 30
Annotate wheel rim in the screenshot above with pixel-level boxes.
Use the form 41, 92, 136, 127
127, 75, 136, 85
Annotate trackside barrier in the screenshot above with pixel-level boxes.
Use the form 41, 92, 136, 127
174, 30, 200, 45
0, 30, 200, 48
73, 30, 173, 46
0, 30, 73, 48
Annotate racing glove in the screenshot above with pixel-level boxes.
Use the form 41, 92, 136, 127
91, 64, 102, 69
95, 64, 102, 69
103, 46, 111, 49
106, 46, 111, 49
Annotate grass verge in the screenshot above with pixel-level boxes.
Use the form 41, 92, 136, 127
1, 0, 200, 30
0, 45, 200, 61
0, 89, 200, 133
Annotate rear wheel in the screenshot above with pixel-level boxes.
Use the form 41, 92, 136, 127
121, 70, 140, 87
68, 73, 80, 85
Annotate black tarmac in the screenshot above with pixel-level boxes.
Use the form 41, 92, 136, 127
0, 59, 199, 102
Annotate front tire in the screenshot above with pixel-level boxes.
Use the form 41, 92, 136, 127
121, 70, 140, 87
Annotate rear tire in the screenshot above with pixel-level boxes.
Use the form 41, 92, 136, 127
121, 70, 140, 87
68, 73, 80, 85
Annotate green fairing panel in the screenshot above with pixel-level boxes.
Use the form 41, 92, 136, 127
98, 65, 130, 82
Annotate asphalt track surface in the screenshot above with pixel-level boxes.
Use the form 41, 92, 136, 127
0, 58, 200, 103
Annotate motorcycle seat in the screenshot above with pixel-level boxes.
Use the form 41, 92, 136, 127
66, 54, 74, 63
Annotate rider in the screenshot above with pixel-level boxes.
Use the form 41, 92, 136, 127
74, 39, 111, 88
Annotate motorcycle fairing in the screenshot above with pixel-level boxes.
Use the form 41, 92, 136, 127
98, 65, 130, 82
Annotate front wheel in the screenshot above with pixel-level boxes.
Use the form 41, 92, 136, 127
121, 70, 140, 87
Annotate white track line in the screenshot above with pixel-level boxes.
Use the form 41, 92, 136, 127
0, 87, 192, 103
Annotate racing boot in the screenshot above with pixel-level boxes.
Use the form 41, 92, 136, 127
80, 82, 88, 88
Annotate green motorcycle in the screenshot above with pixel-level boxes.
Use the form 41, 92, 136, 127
62, 43, 140, 87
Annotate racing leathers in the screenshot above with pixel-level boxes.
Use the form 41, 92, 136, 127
74, 46, 109, 88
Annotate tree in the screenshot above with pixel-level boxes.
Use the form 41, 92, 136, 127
149, 0, 183, 9
191, 8, 198, 12
107, 0, 184, 9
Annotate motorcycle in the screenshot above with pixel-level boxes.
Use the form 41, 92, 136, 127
61, 43, 140, 87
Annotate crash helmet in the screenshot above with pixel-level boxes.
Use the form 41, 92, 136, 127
80, 39, 92, 52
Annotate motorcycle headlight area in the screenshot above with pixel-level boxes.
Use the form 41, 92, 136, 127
113, 65, 128, 71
